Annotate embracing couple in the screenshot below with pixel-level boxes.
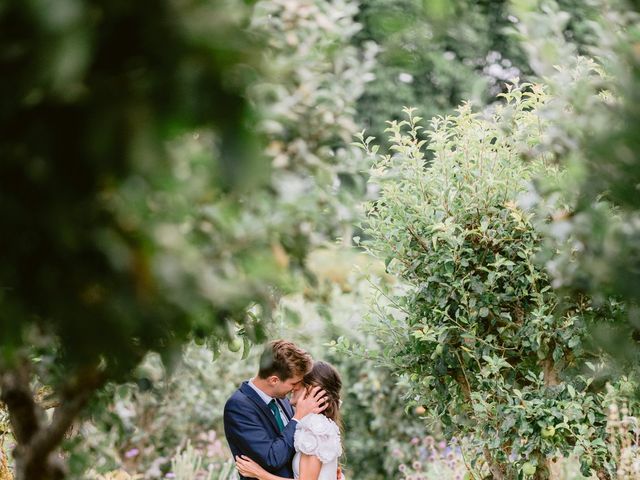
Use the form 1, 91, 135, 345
223, 340, 344, 480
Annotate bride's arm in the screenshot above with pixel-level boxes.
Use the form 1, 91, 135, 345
298, 454, 322, 480
235, 454, 322, 480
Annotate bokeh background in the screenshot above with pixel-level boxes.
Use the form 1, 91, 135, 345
1, 0, 640, 479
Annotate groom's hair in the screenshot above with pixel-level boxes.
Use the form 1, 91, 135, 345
258, 340, 312, 380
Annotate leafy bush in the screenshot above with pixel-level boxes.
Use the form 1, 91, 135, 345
168, 441, 236, 480
391, 435, 485, 480
353, 0, 606, 149
67, 344, 253, 479
604, 385, 640, 479
347, 85, 622, 478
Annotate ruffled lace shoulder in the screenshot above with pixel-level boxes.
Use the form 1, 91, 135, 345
294, 413, 342, 464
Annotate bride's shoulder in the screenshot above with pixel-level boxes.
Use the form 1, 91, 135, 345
297, 413, 339, 435
294, 414, 342, 463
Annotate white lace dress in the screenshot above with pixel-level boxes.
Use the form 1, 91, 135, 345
292, 413, 342, 480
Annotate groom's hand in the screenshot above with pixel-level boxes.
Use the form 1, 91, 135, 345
293, 386, 327, 420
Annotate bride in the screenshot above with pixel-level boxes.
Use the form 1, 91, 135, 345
235, 361, 344, 480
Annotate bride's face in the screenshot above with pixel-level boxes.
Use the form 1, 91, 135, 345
289, 383, 308, 406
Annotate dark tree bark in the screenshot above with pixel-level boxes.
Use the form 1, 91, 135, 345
0, 357, 105, 480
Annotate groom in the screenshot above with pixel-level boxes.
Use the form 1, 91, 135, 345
224, 340, 327, 479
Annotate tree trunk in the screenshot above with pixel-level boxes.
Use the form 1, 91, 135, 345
0, 358, 105, 480
0, 441, 13, 480
532, 453, 552, 480
540, 356, 560, 480
546, 457, 563, 480
541, 357, 559, 387
482, 446, 508, 480
453, 369, 509, 479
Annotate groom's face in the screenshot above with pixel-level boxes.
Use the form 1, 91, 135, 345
270, 374, 304, 399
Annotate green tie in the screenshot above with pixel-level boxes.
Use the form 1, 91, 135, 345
269, 399, 285, 432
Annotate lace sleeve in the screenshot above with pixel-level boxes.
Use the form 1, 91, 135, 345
294, 413, 342, 464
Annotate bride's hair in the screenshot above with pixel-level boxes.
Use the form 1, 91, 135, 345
303, 361, 342, 429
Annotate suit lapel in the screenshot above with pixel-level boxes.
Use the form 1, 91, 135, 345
239, 381, 281, 433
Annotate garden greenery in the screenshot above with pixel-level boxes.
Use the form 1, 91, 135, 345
0, 0, 271, 477
68, 344, 253, 478
511, 0, 640, 367
344, 83, 622, 478
4, 0, 640, 479
250, 0, 377, 251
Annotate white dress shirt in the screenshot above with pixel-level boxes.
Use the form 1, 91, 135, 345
248, 378, 291, 427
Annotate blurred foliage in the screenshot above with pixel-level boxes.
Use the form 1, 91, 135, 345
0, 402, 12, 480
392, 436, 491, 479
510, 0, 640, 365
354, 0, 606, 147
65, 344, 251, 478
249, 0, 377, 253
603, 385, 640, 479
168, 441, 236, 480
354, 0, 526, 144
0, 423, 11, 480
0, 0, 270, 379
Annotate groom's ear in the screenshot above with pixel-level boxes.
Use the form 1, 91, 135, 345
267, 375, 280, 385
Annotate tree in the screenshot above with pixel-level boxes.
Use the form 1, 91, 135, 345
250, 0, 377, 252
353, 0, 529, 146
349, 88, 620, 478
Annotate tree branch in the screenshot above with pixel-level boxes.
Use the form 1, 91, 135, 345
482, 445, 507, 480
29, 365, 107, 467
541, 356, 559, 387
407, 224, 431, 254
0, 358, 42, 445
1, 358, 107, 480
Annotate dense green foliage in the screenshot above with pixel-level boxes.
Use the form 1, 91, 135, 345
347, 86, 622, 478
355, 0, 523, 144
72, 344, 251, 478
354, 0, 606, 146
0, 0, 267, 377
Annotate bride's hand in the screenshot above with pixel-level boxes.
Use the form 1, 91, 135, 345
235, 455, 267, 479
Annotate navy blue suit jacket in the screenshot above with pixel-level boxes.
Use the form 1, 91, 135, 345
224, 381, 297, 479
